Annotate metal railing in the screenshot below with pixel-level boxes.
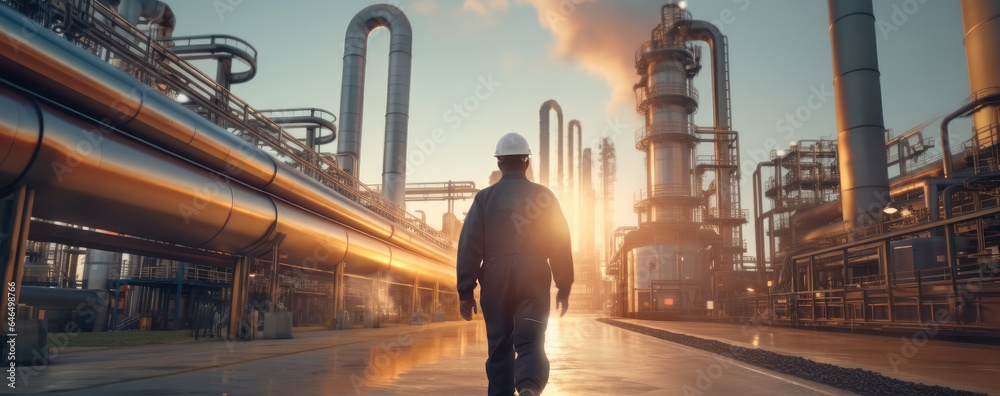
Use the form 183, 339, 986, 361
136, 263, 233, 284
886, 136, 935, 163
695, 155, 736, 168
704, 207, 749, 221
161, 34, 258, 63
635, 82, 699, 115
633, 183, 700, 206
17, 2, 454, 250
634, 121, 697, 148
634, 40, 699, 67
845, 274, 886, 288
893, 259, 1000, 286
257, 108, 337, 124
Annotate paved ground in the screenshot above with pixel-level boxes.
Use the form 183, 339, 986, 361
10, 315, 853, 395
613, 318, 1000, 395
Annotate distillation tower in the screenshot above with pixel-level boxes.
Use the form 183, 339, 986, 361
612, 1, 746, 316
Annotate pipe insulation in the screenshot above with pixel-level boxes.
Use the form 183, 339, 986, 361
0, 5, 453, 266
960, 0, 1000, 149
337, 4, 413, 206
0, 84, 455, 287
827, 0, 890, 228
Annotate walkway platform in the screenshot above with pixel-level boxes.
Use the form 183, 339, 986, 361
8, 315, 996, 394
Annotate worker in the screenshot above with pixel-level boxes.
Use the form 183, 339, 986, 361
457, 132, 573, 396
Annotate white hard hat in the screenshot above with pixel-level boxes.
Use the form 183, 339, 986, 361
494, 132, 532, 157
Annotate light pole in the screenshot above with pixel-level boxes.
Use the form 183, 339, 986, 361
678, 254, 684, 311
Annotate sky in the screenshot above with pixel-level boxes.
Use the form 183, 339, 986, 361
165, 0, 973, 258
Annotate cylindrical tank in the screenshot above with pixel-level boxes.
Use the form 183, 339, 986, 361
84, 250, 121, 290
637, 4, 699, 223
827, 0, 890, 228
960, 0, 1000, 149
629, 2, 706, 312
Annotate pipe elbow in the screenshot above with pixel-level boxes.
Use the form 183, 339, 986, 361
685, 20, 723, 47
540, 99, 562, 115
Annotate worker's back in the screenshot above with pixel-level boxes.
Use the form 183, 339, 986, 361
477, 173, 564, 259
456, 169, 572, 301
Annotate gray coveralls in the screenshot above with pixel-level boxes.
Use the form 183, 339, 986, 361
457, 169, 573, 396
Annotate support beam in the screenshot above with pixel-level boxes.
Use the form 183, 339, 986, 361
1, 186, 34, 328
228, 257, 249, 339
175, 261, 185, 330
333, 261, 347, 329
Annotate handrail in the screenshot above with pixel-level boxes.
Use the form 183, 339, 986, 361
258, 108, 337, 124
635, 82, 699, 115
633, 183, 700, 205
704, 207, 749, 220
161, 34, 259, 62
158, 34, 259, 83
634, 121, 697, 148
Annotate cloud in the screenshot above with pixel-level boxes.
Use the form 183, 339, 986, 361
518, 0, 661, 112
462, 0, 510, 16
413, 0, 438, 15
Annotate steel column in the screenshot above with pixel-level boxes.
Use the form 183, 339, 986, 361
0, 186, 33, 329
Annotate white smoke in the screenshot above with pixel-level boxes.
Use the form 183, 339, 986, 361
518, 0, 663, 111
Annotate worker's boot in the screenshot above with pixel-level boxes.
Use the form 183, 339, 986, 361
517, 387, 540, 396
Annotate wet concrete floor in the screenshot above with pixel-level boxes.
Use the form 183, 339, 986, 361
6, 315, 933, 395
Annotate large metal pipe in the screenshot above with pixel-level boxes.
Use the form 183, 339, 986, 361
84, 250, 120, 290
337, 4, 413, 206
940, 93, 1000, 178
539, 100, 564, 189
0, 6, 453, 266
568, 119, 582, 246
827, 0, 890, 228
685, 23, 731, 131
0, 84, 455, 290
685, 21, 736, 255
960, 0, 1000, 149
581, 148, 594, 256
568, 120, 581, 198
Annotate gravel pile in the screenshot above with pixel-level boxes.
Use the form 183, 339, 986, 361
597, 318, 985, 396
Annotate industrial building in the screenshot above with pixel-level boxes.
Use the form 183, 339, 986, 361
605, 1, 751, 319
604, 0, 1000, 337
0, 1, 465, 340
0, 0, 998, 393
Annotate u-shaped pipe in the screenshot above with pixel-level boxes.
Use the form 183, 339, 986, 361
337, 4, 413, 206
539, 100, 564, 189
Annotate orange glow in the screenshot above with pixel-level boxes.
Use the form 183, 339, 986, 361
663, 298, 673, 306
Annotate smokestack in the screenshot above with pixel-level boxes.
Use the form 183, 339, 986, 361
337, 4, 413, 206
828, 0, 889, 228
539, 100, 564, 189
960, 0, 1000, 149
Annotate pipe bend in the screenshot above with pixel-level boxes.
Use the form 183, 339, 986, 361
939, 93, 1000, 178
